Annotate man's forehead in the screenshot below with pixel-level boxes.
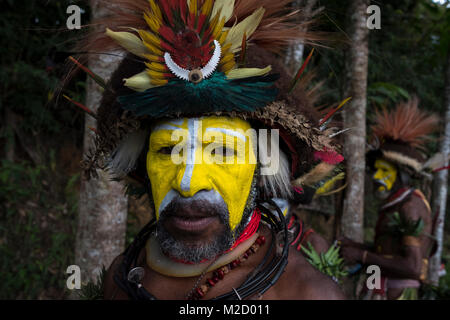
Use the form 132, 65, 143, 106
152, 116, 252, 132
375, 159, 395, 169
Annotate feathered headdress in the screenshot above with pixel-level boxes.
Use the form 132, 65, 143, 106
368, 97, 440, 175
65, 0, 345, 200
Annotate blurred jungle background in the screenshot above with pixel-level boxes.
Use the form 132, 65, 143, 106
0, 0, 449, 299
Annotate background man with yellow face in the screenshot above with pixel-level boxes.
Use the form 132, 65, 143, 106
339, 98, 438, 300
373, 159, 398, 198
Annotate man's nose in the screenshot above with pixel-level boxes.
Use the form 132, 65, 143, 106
373, 169, 383, 180
171, 162, 212, 198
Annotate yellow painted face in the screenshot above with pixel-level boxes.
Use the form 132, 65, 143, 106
373, 159, 397, 192
147, 116, 257, 231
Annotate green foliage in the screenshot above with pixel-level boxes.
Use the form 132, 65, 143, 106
311, 0, 449, 154
365, 1, 448, 119
367, 82, 410, 108
386, 212, 425, 238
0, 159, 79, 299
301, 242, 348, 282
77, 266, 106, 300
0, 0, 87, 136
421, 281, 450, 300
0, 1, 89, 299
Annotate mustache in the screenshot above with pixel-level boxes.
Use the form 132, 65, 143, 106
159, 190, 229, 223
374, 178, 388, 189
374, 179, 388, 188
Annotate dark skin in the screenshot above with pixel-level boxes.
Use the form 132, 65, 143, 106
103, 222, 345, 300
338, 179, 433, 299
303, 228, 330, 254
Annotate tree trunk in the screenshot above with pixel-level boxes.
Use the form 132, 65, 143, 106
428, 48, 450, 286
74, 0, 128, 286
4, 108, 16, 162
284, 0, 319, 71
340, 0, 369, 242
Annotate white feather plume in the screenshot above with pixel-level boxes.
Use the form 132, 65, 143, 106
108, 130, 148, 175
259, 138, 293, 199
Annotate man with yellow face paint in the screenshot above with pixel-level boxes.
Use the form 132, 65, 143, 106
373, 159, 398, 198
146, 116, 258, 265
73, 0, 347, 301
339, 98, 438, 300
102, 111, 344, 300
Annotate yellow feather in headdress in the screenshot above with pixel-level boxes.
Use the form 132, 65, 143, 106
315, 172, 345, 196
226, 66, 272, 79
105, 29, 148, 58
188, 0, 198, 15
146, 62, 167, 72
139, 30, 161, 49
148, 0, 163, 22
144, 12, 161, 34
211, 0, 235, 23
225, 7, 265, 53
124, 71, 155, 92
201, 0, 214, 16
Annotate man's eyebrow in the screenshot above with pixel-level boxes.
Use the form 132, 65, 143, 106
204, 127, 247, 142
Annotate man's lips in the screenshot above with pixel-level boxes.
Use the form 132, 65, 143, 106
166, 214, 218, 232
374, 179, 387, 188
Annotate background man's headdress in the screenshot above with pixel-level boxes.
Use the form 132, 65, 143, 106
368, 96, 441, 177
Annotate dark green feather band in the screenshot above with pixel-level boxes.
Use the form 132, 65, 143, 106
117, 72, 279, 117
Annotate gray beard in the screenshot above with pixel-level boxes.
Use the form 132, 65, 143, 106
156, 222, 234, 263
375, 188, 391, 200
155, 187, 256, 263
153, 173, 258, 264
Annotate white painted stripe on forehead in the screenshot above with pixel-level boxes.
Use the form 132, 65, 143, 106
152, 124, 182, 132
180, 118, 198, 192
152, 119, 185, 132
205, 127, 247, 142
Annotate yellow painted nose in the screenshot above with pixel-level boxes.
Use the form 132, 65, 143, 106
171, 162, 213, 198
373, 169, 384, 181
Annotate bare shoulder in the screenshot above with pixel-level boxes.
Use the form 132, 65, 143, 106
103, 254, 128, 300
303, 229, 330, 254
400, 192, 429, 221
270, 248, 346, 300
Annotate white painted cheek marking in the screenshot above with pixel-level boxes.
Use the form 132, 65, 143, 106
180, 118, 199, 192
158, 189, 178, 218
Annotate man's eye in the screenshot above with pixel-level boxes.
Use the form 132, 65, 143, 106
158, 146, 174, 155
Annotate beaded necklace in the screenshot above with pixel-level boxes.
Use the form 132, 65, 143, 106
186, 235, 266, 300
115, 200, 289, 300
